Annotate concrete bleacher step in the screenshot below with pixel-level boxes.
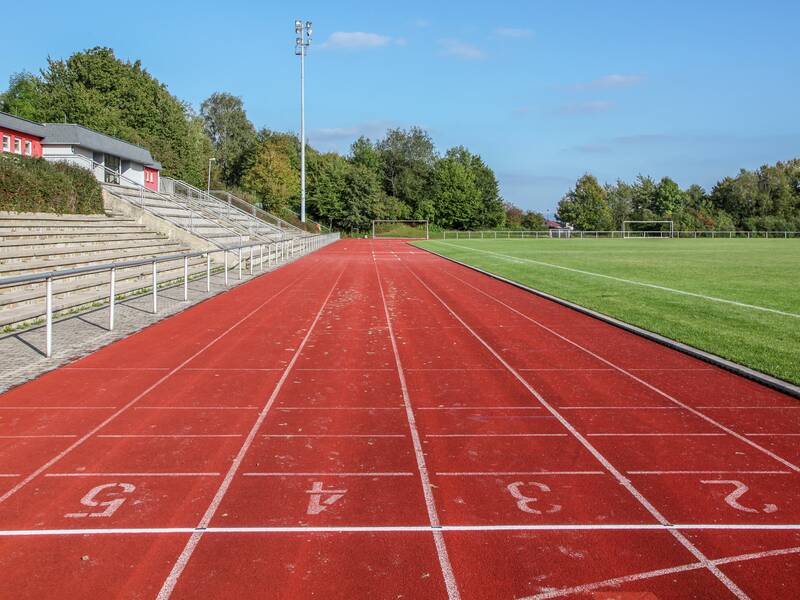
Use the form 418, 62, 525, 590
0, 238, 183, 261
0, 232, 166, 248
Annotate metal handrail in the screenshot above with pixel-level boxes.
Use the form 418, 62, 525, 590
211, 190, 302, 235
44, 154, 243, 248
166, 178, 285, 242
0, 233, 340, 357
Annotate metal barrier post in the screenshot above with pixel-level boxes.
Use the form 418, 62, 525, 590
152, 261, 158, 313
45, 277, 53, 357
238, 249, 243, 280
259, 245, 264, 271
206, 254, 211, 292
109, 267, 116, 331
183, 256, 189, 301
224, 251, 229, 286
249, 246, 254, 275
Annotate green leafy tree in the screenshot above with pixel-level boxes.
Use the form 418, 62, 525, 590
0, 72, 45, 119
653, 177, 686, 216
201, 92, 257, 187
556, 174, 613, 230
520, 211, 547, 230
431, 154, 483, 229
377, 127, 436, 216
242, 131, 300, 213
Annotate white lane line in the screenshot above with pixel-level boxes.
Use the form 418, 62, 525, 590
431, 240, 800, 318
436, 471, 606, 476
260, 434, 407, 438
747, 433, 800, 437
275, 407, 403, 411
0, 407, 118, 410
45, 472, 220, 477
425, 434, 567, 438
697, 406, 800, 409
134, 406, 259, 411
374, 256, 461, 600
0, 474, 20, 478
2, 525, 800, 538
181, 368, 285, 372
96, 434, 243, 439
0, 258, 321, 507
558, 406, 680, 410
628, 470, 792, 475
243, 472, 415, 477
403, 260, 750, 600
0, 435, 78, 439
63, 367, 170, 371
155, 268, 345, 600
441, 269, 800, 475
417, 406, 543, 411
587, 433, 725, 437
520, 545, 800, 600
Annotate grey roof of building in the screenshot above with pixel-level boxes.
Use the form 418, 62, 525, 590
41, 123, 161, 169
0, 111, 48, 138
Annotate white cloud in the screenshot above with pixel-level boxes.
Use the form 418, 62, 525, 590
558, 100, 615, 115
321, 32, 392, 49
494, 27, 532, 38
568, 74, 645, 90
309, 121, 398, 148
440, 39, 485, 60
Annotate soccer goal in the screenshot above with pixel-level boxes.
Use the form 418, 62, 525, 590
622, 220, 674, 239
371, 220, 430, 240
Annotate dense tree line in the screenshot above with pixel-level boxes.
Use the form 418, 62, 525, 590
1, 47, 528, 232
558, 161, 800, 232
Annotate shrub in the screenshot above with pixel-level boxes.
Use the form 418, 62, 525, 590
0, 155, 103, 214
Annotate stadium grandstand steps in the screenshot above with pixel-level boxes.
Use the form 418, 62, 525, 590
0, 212, 213, 329
104, 183, 287, 246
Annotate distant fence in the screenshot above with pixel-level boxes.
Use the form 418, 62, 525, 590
436, 230, 800, 240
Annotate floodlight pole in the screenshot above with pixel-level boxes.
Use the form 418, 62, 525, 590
295, 20, 312, 223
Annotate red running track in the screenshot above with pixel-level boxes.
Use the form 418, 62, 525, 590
0, 239, 798, 599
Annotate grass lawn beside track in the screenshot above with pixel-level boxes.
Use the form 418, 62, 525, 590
414, 238, 800, 385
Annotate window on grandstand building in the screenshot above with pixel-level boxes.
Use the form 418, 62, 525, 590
24, 141, 32, 156
13, 138, 22, 154
1, 135, 9, 152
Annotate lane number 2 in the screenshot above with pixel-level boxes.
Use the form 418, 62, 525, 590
507, 481, 562, 515
701, 480, 778, 514
65, 483, 136, 519
306, 481, 347, 515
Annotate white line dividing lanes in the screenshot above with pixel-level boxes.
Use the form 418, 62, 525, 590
398, 253, 752, 600
374, 253, 462, 600
155, 266, 346, 600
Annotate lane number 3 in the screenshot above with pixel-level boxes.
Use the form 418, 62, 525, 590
507, 481, 562, 515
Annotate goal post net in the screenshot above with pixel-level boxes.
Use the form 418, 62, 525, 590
622, 220, 674, 238
372, 220, 430, 240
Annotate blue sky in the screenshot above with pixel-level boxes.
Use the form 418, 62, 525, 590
2, 0, 799, 214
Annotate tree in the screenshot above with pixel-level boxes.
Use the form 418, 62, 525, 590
520, 211, 547, 230
376, 127, 436, 216
653, 177, 686, 216
605, 180, 633, 229
556, 174, 613, 230
1, 47, 213, 187
242, 131, 299, 213
201, 92, 257, 187
431, 154, 483, 229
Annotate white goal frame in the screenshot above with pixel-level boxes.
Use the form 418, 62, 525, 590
371, 220, 430, 240
622, 220, 674, 239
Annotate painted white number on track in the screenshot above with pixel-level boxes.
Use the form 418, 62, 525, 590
700, 480, 778, 514
306, 481, 347, 515
507, 481, 562, 515
65, 483, 136, 519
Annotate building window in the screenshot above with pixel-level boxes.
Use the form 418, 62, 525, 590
104, 154, 121, 185
24, 141, 32, 156
13, 138, 22, 154
1, 135, 9, 152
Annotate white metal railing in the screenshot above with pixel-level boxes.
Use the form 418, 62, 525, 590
164, 178, 286, 243
211, 190, 307, 236
44, 154, 244, 248
0, 233, 339, 357
436, 230, 800, 240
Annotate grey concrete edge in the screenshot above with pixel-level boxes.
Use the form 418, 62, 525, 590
417, 244, 800, 400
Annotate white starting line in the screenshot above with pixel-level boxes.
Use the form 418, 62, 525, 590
1, 523, 800, 538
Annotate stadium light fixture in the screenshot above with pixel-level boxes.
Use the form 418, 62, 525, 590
294, 19, 312, 223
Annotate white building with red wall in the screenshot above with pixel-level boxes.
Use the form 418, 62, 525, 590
0, 111, 161, 191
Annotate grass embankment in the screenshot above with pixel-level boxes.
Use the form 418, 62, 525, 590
0, 155, 103, 214
415, 238, 800, 385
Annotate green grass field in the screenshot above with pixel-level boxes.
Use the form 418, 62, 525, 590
415, 238, 800, 385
